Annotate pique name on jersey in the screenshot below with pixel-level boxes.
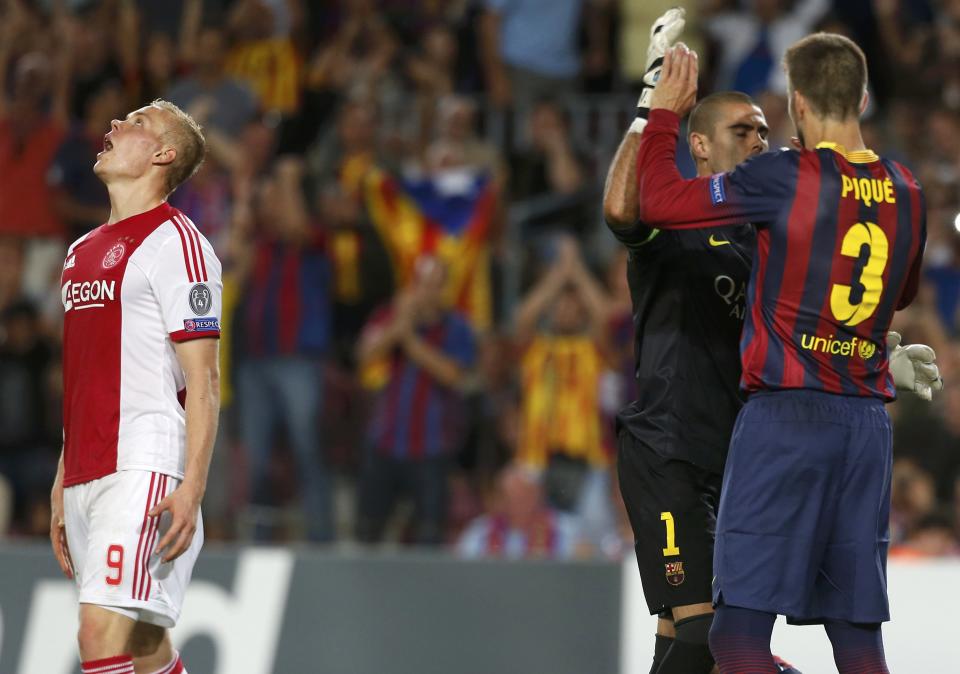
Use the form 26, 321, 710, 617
840, 175, 896, 207
62, 279, 115, 312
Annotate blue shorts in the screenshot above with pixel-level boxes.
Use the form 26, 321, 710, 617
713, 389, 892, 624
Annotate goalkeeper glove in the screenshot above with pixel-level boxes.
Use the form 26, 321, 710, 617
887, 331, 943, 401
630, 7, 686, 134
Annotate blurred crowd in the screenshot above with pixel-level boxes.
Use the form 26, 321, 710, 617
1, 0, 959, 560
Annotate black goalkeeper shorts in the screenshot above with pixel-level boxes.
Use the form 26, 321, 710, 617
617, 428, 722, 616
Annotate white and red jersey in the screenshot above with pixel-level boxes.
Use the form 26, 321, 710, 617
61, 202, 222, 487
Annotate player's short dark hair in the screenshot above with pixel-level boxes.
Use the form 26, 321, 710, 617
784, 32, 867, 120
688, 91, 757, 138
152, 99, 206, 196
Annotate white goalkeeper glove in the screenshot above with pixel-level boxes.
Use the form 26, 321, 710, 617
887, 331, 943, 401
630, 7, 686, 135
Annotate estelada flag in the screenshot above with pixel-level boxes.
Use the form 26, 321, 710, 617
364, 167, 497, 332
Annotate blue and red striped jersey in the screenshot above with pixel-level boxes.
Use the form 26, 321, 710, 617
637, 110, 926, 401
365, 307, 477, 459
239, 235, 331, 358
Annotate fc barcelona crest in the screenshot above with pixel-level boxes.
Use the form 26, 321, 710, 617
665, 561, 685, 586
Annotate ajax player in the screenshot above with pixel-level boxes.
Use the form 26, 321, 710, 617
51, 100, 220, 674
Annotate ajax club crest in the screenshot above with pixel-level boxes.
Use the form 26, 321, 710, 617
665, 561, 685, 586
102, 243, 126, 269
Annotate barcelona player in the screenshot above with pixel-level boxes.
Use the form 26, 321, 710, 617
637, 35, 929, 673
609, 13, 939, 674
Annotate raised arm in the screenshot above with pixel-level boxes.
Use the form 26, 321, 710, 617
567, 249, 612, 332
0, 17, 14, 118
50, 2, 74, 128
401, 330, 471, 390
357, 300, 410, 367
479, 7, 511, 108
603, 132, 643, 228
178, 0, 203, 69
115, 0, 140, 86
638, 45, 782, 229
514, 242, 576, 343
604, 8, 685, 232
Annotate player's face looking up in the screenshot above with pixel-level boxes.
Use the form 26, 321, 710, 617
94, 105, 175, 184
691, 102, 769, 175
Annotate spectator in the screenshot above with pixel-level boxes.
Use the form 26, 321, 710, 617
513, 237, 615, 544
0, 299, 58, 535
890, 458, 938, 545
406, 24, 461, 99
67, 4, 124, 120
49, 79, 124, 240
0, 18, 71, 239
308, 0, 398, 96
480, 0, 602, 108
166, 26, 259, 138
702, 0, 829, 95
924, 226, 960, 335
356, 256, 477, 545
233, 157, 334, 542
322, 182, 394, 368
426, 95, 505, 186
600, 249, 634, 454
307, 100, 396, 362
120, 0, 202, 107
465, 330, 521, 491
456, 463, 583, 559
308, 97, 380, 196
513, 99, 586, 197
402, 110, 503, 331
0, 238, 26, 315
224, 0, 304, 114
508, 98, 590, 232
890, 510, 960, 559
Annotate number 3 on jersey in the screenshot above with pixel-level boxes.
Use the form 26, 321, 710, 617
830, 221, 889, 326
660, 512, 681, 557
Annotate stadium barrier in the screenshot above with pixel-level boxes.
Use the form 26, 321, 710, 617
0, 545, 956, 673
0, 545, 619, 674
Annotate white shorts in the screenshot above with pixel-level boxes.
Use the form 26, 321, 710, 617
64, 470, 203, 628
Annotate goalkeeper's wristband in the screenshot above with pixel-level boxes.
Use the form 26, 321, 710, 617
632, 54, 664, 132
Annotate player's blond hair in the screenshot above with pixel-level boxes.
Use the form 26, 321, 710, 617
784, 33, 868, 120
151, 99, 206, 195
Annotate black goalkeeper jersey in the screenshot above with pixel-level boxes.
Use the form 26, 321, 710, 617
611, 220, 754, 475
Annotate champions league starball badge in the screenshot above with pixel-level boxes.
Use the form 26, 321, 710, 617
189, 283, 212, 315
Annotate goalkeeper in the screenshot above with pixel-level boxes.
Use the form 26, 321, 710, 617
603, 9, 942, 674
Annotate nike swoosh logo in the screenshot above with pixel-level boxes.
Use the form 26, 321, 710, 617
709, 235, 731, 247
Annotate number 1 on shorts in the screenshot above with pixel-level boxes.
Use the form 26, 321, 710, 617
660, 512, 681, 556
